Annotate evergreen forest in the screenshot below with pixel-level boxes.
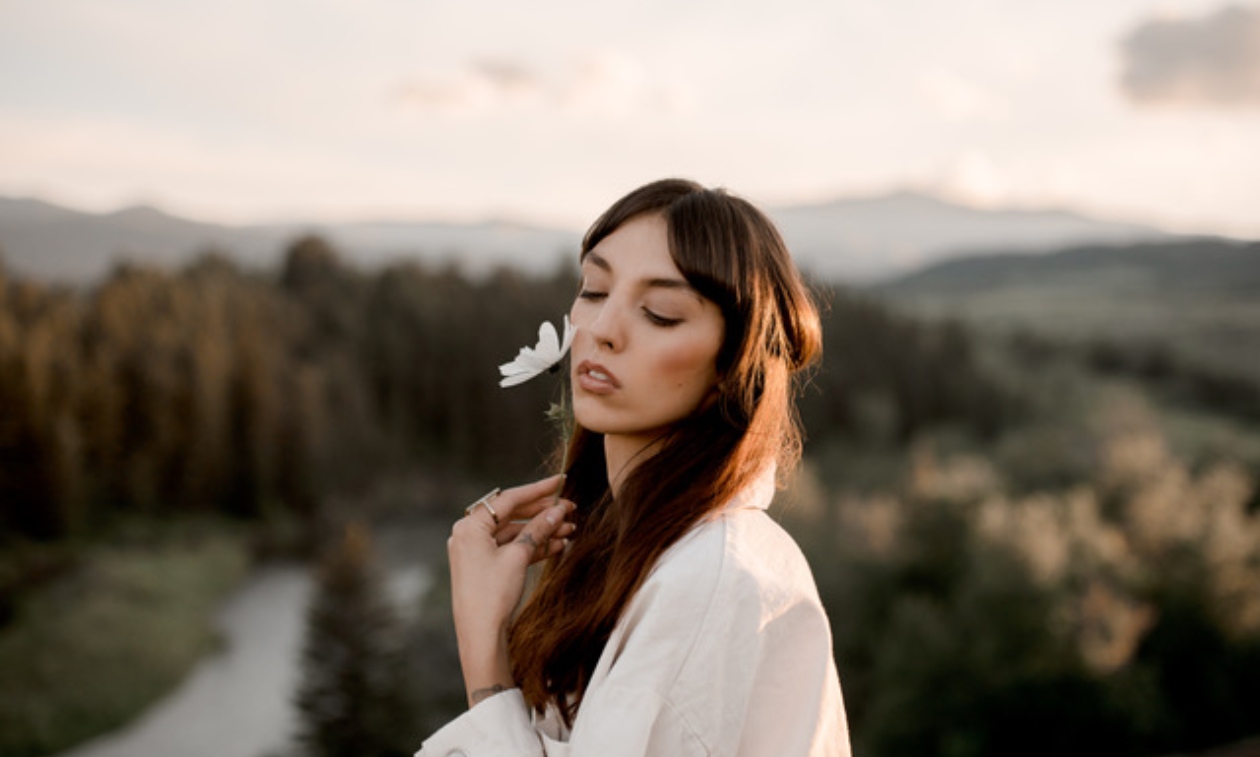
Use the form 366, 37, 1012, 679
1, 235, 1258, 757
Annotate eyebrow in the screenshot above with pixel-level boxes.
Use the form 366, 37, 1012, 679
583, 250, 695, 293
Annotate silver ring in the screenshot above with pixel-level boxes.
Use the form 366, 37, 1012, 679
465, 488, 502, 525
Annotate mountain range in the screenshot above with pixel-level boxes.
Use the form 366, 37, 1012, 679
0, 191, 1181, 285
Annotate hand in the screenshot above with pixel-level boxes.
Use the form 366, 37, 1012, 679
447, 474, 576, 705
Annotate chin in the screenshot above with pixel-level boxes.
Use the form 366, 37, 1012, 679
573, 410, 633, 438
571, 406, 605, 435
573, 414, 616, 436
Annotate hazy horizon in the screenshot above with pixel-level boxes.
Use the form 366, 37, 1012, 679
2, 0, 1259, 235
0, 184, 1233, 240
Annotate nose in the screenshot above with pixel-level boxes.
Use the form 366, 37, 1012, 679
574, 296, 624, 353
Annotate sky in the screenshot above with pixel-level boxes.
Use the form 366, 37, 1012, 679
1, 0, 1258, 235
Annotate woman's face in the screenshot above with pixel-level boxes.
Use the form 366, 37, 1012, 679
569, 213, 725, 452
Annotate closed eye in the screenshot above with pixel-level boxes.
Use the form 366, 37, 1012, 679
577, 289, 607, 301
643, 309, 683, 327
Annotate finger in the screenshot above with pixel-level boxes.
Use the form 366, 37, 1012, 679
462, 490, 504, 532
479, 498, 574, 548
452, 506, 498, 540
510, 500, 573, 562
507, 497, 575, 525
529, 536, 570, 565
496, 518, 575, 547
517, 533, 570, 565
461, 487, 568, 535
494, 474, 566, 520
494, 522, 525, 546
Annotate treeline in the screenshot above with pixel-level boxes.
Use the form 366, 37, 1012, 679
1000, 329, 1260, 424
0, 237, 1018, 546
0, 238, 571, 543
802, 292, 1015, 445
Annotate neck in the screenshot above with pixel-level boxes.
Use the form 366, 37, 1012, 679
602, 433, 666, 497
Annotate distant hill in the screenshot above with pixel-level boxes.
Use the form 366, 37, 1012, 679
877, 238, 1260, 296
0, 198, 582, 284
0, 198, 292, 282
771, 190, 1172, 281
872, 237, 1260, 382
0, 191, 1175, 285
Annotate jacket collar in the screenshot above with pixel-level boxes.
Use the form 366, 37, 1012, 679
719, 462, 777, 514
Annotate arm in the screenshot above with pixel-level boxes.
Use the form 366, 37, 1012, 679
447, 475, 575, 707
418, 487, 709, 757
417, 476, 575, 756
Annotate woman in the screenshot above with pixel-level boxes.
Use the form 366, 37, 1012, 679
420, 179, 850, 756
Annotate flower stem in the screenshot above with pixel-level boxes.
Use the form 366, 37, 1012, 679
551, 386, 571, 506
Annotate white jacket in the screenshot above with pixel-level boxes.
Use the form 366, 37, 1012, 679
417, 469, 851, 756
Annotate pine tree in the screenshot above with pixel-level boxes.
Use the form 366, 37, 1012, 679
294, 523, 418, 757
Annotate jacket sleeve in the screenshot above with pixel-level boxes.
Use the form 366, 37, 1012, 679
414, 688, 543, 757
414, 683, 705, 757
414, 598, 711, 757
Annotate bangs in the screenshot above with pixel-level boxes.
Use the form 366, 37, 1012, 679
662, 192, 755, 374
663, 190, 747, 306
578, 178, 815, 378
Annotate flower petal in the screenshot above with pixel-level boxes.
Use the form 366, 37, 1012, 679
559, 315, 575, 354
499, 371, 535, 388
537, 321, 560, 359
520, 350, 551, 373
499, 360, 526, 378
497, 316, 574, 388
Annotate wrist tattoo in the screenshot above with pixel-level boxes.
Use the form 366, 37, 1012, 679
470, 683, 509, 705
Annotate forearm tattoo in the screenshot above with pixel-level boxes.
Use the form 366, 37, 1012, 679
470, 683, 509, 706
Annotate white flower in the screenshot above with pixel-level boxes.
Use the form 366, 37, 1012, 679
499, 316, 575, 388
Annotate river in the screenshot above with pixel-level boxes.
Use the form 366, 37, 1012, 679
55, 556, 433, 757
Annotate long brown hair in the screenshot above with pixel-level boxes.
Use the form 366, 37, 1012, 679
507, 178, 822, 725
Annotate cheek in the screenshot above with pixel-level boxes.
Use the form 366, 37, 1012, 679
568, 301, 587, 330
651, 336, 719, 392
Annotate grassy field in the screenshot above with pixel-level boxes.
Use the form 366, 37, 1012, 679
0, 520, 250, 757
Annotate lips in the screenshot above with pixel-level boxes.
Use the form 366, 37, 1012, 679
576, 360, 621, 393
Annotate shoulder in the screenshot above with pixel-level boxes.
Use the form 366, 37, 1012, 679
601, 501, 827, 665
646, 464, 814, 600
649, 506, 823, 614
612, 508, 842, 752
608, 505, 831, 688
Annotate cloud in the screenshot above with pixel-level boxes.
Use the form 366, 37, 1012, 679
0, 110, 427, 221
917, 69, 1008, 123
394, 51, 687, 118
1119, 3, 1260, 107
931, 151, 1011, 207
472, 59, 543, 97
394, 58, 545, 115
561, 51, 651, 117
